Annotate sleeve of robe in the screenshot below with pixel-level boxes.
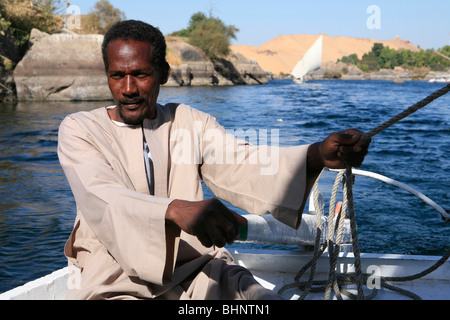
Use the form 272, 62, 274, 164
189, 107, 309, 229
58, 115, 177, 286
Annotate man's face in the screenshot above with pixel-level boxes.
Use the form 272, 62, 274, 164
106, 39, 168, 124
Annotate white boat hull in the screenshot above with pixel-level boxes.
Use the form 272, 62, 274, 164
233, 249, 450, 300
1, 249, 449, 300
429, 77, 450, 83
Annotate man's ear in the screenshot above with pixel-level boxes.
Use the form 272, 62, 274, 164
160, 62, 170, 85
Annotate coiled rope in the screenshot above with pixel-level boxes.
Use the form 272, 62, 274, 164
278, 83, 450, 300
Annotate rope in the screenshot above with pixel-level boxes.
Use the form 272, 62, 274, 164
279, 83, 450, 300
365, 83, 450, 138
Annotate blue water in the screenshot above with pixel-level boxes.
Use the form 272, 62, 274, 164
0, 79, 448, 293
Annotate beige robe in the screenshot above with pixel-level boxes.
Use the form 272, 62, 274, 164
57, 103, 309, 300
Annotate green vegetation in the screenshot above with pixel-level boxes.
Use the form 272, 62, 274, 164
0, 0, 64, 47
0, 0, 125, 102
339, 43, 450, 72
0, 0, 67, 102
72, 0, 126, 35
0, 0, 125, 45
170, 12, 239, 58
323, 70, 342, 79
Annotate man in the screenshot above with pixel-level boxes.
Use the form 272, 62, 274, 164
58, 20, 370, 300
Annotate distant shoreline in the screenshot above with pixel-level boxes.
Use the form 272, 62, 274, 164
231, 33, 449, 80
272, 70, 450, 83
286, 62, 450, 83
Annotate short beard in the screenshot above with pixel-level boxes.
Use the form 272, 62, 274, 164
118, 103, 152, 125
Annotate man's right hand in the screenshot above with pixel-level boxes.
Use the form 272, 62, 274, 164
165, 198, 247, 248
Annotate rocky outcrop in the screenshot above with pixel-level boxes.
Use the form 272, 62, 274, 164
165, 37, 267, 87
213, 51, 268, 85
13, 30, 268, 101
14, 29, 112, 101
165, 37, 226, 86
0, 29, 27, 102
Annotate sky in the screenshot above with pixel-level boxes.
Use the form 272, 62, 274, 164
66, 0, 450, 50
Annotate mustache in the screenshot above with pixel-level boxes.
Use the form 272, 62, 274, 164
119, 97, 145, 105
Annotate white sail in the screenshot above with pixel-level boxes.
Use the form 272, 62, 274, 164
291, 35, 323, 83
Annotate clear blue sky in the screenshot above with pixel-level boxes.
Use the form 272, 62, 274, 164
67, 0, 450, 50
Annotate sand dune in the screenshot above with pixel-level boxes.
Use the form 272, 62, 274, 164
231, 34, 420, 75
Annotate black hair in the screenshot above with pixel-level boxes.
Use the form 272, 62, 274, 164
102, 20, 168, 73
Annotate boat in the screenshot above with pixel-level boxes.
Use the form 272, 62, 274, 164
0, 168, 449, 300
429, 76, 450, 83
291, 35, 323, 84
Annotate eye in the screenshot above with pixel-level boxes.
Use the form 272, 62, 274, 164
134, 70, 154, 78
109, 72, 124, 80
135, 73, 150, 79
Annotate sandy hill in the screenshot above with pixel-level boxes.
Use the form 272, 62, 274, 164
231, 34, 420, 75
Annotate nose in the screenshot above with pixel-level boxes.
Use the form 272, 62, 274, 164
123, 75, 138, 97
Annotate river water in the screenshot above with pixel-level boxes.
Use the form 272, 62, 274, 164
0, 79, 449, 293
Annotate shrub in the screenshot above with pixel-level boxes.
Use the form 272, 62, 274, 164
0, 0, 64, 46
170, 12, 238, 59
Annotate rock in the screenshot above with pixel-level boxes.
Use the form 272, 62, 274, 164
14, 29, 112, 101
12, 32, 268, 101
165, 37, 232, 86
309, 61, 364, 80
164, 37, 268, 87
226, 51, 268, 85
0, 29, 27, 102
